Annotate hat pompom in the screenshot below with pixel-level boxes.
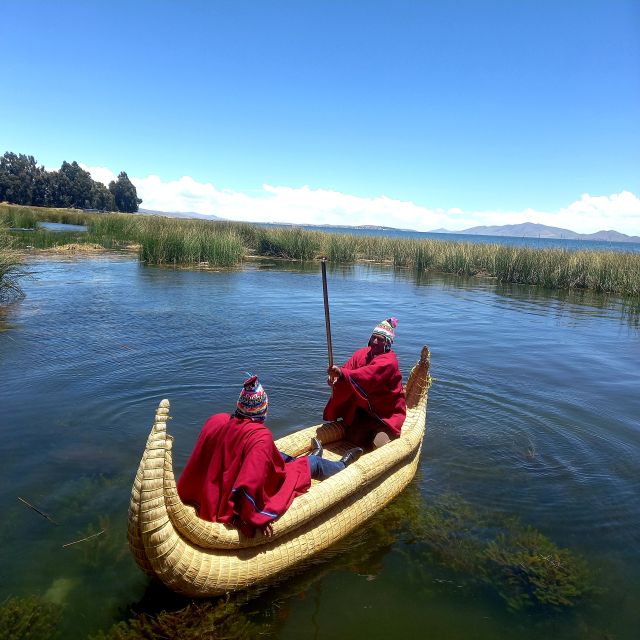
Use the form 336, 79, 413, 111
388, 317, 398, 328
243, 375, 259, 390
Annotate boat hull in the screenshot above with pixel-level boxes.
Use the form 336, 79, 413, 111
128, 346, 431, 596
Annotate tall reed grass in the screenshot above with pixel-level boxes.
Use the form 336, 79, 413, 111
0, 231, 26, 301
9, 229, 88, 249
255, 226, 323, 260
87, 213, 140, 248
326, 233, 360, 263
137, 217, 244, 266
4, 204, 639, 295
0, 204, 87, 228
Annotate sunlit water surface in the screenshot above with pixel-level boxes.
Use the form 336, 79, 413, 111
1, 256, 639, 639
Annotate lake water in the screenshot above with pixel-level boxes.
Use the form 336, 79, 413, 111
38, 221, 89, 232
1, 255, 639, 639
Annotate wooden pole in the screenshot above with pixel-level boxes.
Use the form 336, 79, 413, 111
320, 258, 334, 369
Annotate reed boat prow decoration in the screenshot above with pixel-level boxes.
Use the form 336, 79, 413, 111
127, 345, 431, 597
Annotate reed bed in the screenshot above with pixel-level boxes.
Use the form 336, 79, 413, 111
137, 217, 244, 266
391, 239, 430, 268
326, 232, 360, 263
0, 204, 87, 228
0, 231, 26, 301
219, 221, 268, 252
3, 204, 639, 296
9, 228, 90, 249
359, 235, 394, 263
254, 226, 323, 261
87, 213, 141, 248
0, 204, 40, 229
491, 246, 640, 294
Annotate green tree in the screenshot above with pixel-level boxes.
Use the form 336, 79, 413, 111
108, 171, 142, 212
90, 181, 115, 211
0, 152, 42, 204
1, 150, 141, 212
49, 169, 72, 207
57, 160, 94, 208
32, 169, 56, 207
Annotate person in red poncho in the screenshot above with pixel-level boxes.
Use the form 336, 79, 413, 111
324, 317, 406, 449
178, 375, 363, 537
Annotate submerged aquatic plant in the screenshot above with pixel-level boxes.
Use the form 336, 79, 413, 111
483, 523, 593, 610
68, 516, 121, 570
406, 494, 596, 610
410, 493, 488, 574
0, 595, 62, 640
88, 486, 595, 638
90, 599, 264, 640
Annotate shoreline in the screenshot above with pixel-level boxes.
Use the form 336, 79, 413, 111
4, 205, 639, 296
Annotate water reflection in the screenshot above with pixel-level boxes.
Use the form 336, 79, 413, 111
38, 221, 88, 232
409, 265, 640, 327
492, 281, 640, 326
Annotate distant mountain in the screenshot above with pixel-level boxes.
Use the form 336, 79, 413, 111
275, 221, 401, 231
430, 222, 640, 244
139, 208, 221, 220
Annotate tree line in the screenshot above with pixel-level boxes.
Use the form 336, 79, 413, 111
0, 151, 142, 213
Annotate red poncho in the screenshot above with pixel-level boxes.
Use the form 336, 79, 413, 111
323, 347, 406, 436
177, 413, 311, 537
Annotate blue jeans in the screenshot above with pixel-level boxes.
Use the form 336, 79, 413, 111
280, 452, 345, 481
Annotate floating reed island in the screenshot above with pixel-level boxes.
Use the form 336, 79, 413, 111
2, 203, 639, 296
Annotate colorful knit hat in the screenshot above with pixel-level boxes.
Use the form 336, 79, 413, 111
236, 375, 268, 420
371, 317, 398, 345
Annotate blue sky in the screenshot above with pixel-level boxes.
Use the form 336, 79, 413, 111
2, 1, 639, 234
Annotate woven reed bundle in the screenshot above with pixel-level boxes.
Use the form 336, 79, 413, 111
127, 402, 172, 578
128, 346, 431, 596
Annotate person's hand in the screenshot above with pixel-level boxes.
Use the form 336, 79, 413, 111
327, 365, 342, 386
262, 522, 274, 537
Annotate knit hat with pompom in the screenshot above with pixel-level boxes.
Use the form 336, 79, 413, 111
371, 317, 398, 345
235, 375, 268, 420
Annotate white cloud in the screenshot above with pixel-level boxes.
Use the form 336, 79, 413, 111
82, 165, 640, 237
559, 191, 640, 233
465, 192, 640, 236
79, 164, 117, 187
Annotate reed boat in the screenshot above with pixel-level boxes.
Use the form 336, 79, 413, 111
127, 346, 431, 597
